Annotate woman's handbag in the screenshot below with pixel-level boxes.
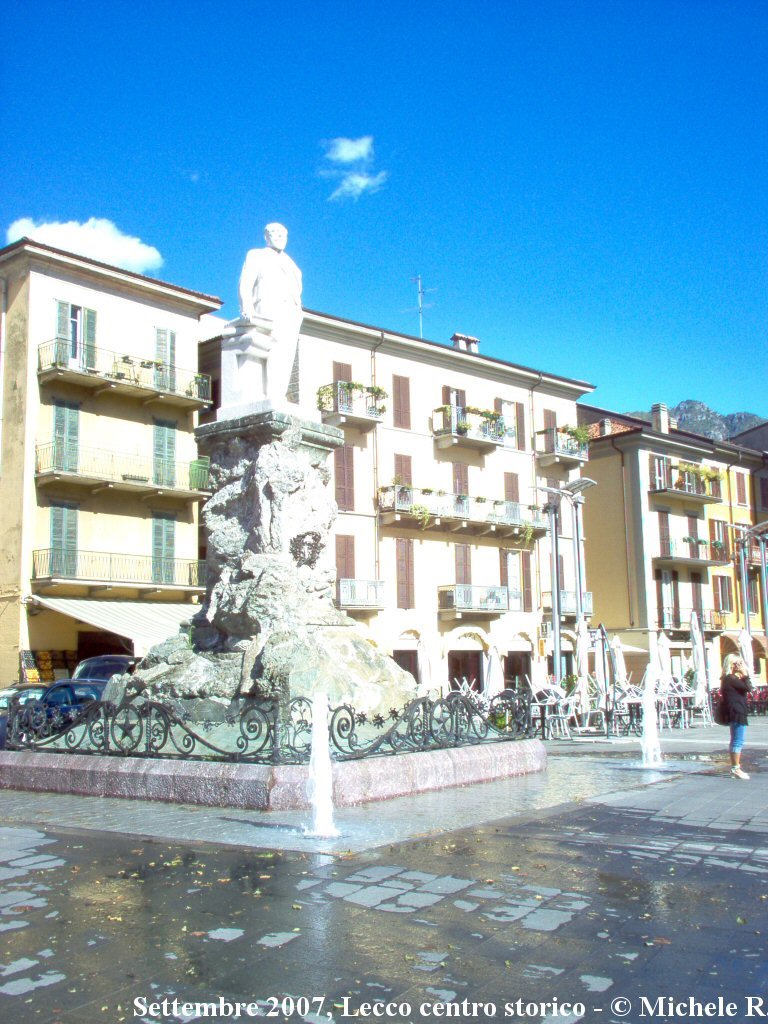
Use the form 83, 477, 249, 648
713, 700, 728, 726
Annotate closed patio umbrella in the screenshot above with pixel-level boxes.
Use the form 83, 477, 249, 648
689, 612, 708, 708
611, 635, 628, 689
575, 619, 591, 713
485, 645, 505, 697
738, 629, 755, 683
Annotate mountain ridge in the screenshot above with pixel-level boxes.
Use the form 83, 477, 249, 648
625, 400, 766, 441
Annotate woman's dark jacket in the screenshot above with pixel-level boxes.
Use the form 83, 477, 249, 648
720, 673, 752, 725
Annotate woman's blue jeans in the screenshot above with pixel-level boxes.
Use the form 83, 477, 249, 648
730, 722, 747, 754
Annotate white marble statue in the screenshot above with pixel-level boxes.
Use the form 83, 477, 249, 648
218, 223, 304, 419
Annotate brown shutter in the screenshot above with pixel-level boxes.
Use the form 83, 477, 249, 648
334, 444, 354, 511
499, 549, 509, 589
687, 515, 699, 541
396, 538, 414, 608
515, 402, 526, 450
736, 473, 747, 505
335, 535, 355, 579
672, 570, 680, 625
521, 550, 532, 611
393, 375, 411, 429
761, 478, 768, 510
504, 472, 520, 503
655, 569, 664, 623
713, 576, 721, 612
658, 511, 670, 554
442, 385, 452, 405
453, 462, 468, 496
543, 408, 557, 431
726, 577, 733, 613
455, 543, 471, 585
333, 362, 352, 383
394, 453, 412, 486
691, 572, 702, 617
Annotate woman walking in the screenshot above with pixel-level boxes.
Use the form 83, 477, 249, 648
720, 653, 752, 780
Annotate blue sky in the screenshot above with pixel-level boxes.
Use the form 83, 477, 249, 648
2, 0, 766, 417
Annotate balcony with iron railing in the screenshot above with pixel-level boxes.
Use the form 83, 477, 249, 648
378, 485, 547, 540
649, 465, 722, 504
657, 606, 727, 632
535, 427, 588, 467
32, 548, 206, 593
541, 590, 594, 617
437, 584, 509, 619
35, 442, 211, 498
317, 382, 386, 431
432, 405, 505, 452
38, 340, 212, 409
335, 578, 385, 614
654, 538, 730, 566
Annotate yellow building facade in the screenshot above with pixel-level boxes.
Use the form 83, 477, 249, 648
578, 403, 767, 683
0, 239, 221, 684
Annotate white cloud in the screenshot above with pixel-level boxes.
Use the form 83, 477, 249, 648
6, 217, 163, 273
323, 135, 375, 164
320, 135, 388, 202
329, 171, 389, 202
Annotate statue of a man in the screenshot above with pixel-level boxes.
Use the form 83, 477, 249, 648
238, 223, 303, 406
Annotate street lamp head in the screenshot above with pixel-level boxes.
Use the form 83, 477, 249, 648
563, 477, 597, 496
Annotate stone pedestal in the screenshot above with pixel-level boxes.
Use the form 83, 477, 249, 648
218, 317, 276, 420
110, 410, 419, 718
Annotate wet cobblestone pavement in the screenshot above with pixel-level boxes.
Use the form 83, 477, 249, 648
1, 739, 767, 1023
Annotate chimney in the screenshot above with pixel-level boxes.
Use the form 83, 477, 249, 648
651, 403, 669, 434
451, 333, 480, 354
599, 418, 612, 436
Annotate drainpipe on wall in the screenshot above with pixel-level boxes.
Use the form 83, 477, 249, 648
610, 435, 635, 627
370, 331, 386, 583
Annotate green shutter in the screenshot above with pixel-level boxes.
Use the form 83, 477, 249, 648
55, 301, 70, 364
50, 502, 78, 576
152, 514, 176, 583
53, 401, 79, 471
153, 420, 176, 487
168, 330, 177, 392
83, 308, 97, 369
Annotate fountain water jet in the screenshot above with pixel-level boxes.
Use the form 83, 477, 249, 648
640, 671, 663, 767
305, 692, 339, 837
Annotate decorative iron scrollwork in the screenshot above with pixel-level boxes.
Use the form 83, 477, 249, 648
7, 688, 531, 764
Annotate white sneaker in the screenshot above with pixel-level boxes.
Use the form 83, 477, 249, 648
731, 766, 750, 780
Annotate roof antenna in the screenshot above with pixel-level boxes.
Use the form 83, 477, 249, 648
406, 275, 437, 338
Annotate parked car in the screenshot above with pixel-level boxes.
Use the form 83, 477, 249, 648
0, 684, 47, 748
70, 654, 137, 683
2, 679, 109, 749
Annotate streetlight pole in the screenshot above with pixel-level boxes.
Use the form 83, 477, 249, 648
544, 498, 562, 684
540, 478, 597, 686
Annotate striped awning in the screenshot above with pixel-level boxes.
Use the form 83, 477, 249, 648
29, 597, 197, 655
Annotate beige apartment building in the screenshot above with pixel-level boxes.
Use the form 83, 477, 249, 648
578, 403, 768, 684
0, 239, 221, 685
201, 313, 596, 691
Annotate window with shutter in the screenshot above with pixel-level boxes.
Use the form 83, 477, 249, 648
504, 472, 520, 504
691, 572, 703, 618
515, 402, 526, 450
452, 462, 468, 496
334, 444, 355, 511
335, 535, 355, 580
521, 550, 533, 611
50, 501, 78, 576
736, 473, 747, 506
155, 328, 177, 392
455, 543, 471, 585
394, 453, 412, 486
543, 409, 557, 431
152, 514, 176, 583
396, 538, 414, 608
658, 511, 671, 556
53, 400, 79, 472
393, 375, 411, 429
333, 362, 352, 382
760, 478, 768, 510
153, 420, 177, 487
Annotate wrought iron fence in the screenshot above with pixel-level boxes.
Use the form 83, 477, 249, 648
6, 689, 532, 763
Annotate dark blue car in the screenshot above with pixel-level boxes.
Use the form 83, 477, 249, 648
3, 680, 109, 749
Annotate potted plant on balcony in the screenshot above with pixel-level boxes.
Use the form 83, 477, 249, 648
410, 503, 431, 529
562, 424, 590, 446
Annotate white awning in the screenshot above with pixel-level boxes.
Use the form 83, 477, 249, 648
29, 597, 197, 655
